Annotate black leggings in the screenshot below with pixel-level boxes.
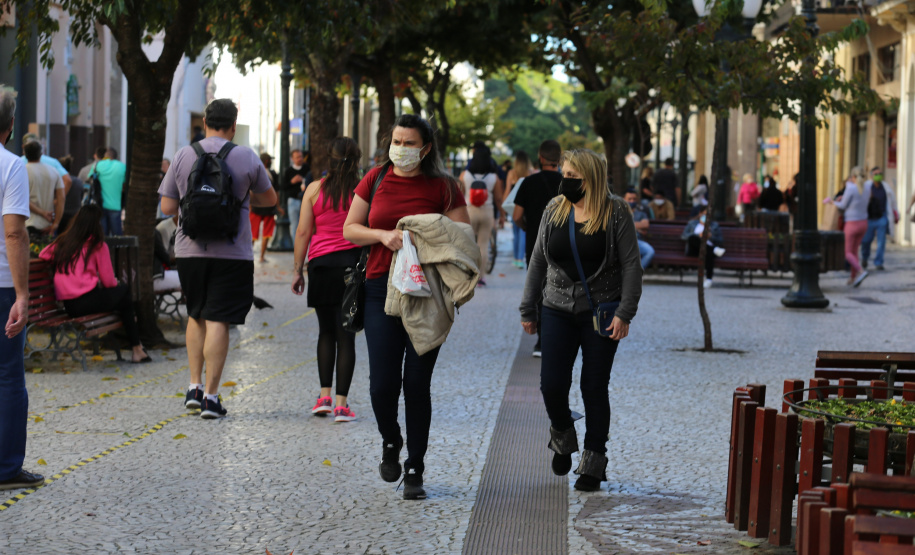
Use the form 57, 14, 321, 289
314, 305, 356, 397
63, 284, 140, 347
687, 235, 717, 279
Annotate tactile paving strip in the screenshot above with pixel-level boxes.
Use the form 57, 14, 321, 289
463, 333, 568, 555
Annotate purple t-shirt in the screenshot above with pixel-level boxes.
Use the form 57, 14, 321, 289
158, 137, 272, 260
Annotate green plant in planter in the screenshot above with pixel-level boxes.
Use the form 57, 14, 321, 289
800, 398, 915, 430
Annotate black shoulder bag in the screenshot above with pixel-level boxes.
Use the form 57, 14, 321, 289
341, 164, 390, 333
568, 206, 619, 338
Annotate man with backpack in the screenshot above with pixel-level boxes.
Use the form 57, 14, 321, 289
158, 99, 277, 419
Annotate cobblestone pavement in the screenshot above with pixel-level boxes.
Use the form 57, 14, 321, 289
2, 230, 914, 554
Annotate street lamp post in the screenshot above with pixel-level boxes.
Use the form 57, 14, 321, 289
269, 35, 294, 252
692, 0, 763, 222
781, 0, 829, 308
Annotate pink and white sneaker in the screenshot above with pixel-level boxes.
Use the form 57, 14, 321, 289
311, 396, 333, 415
334, 405, 356, 423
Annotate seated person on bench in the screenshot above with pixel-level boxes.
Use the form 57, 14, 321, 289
153, 216, 179, 293
681, 205, 725, 289
39, 205, 151, 363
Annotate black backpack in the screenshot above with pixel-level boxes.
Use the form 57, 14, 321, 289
179, 142, 244, 241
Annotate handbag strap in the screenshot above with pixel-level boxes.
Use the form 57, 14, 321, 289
568, 206, 597, 315
356, 163, 391, 265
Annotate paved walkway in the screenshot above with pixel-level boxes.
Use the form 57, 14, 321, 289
2, 230, 915, 554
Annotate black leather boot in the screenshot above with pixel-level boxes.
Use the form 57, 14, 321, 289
548, 426, 579, 476
573, 450, 608, 492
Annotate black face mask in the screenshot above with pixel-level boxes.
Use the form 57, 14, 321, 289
559, 177, 585, 203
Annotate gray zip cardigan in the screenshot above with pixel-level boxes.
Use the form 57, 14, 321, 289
519, 196, 643, 324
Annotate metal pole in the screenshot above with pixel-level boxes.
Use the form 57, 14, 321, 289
350, 71, 362, 141
713, 107, 729, 222
781, 0, 828, 308
269, 35, 294, 251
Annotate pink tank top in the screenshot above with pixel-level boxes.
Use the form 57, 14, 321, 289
308, 187, 359, 260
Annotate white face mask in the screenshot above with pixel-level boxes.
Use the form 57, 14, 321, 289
653, 198, 666, 206
389, 144, 425, 172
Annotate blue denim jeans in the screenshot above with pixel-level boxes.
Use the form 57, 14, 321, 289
512, 221, 526, 262
363, 276, 441, 474
101, 209, 123, 236
861, 215, 888, 267
0, 287, 28, 481
540, 306, 619, 453
287, 198, 302, 235
638, 239, 655, 269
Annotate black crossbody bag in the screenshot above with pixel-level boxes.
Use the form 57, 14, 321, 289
568, 206, 619, 337
341, 164, 390, 332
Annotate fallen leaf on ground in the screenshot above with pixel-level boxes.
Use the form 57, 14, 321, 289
123, 432, 130, 437
738, 540, 760, 548
91, 355, 104, 362
268, 335, 274, 339
173, 434, 187, 440
322, 459, 332, 466
101, 377, 118, 381
31, 368, 43, 374
33, 416, 44, 423
697, 540, 711, 546
99, 393, 110, 398
125, 375, 133, 379
262, 322, 268, 327
222, 381, 238, 387
44, 389, 51, 393
36, 459, 46, 466
499, 273, 506, 277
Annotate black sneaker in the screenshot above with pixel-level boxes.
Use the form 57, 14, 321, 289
185, 388, 204, 410
402, 468, 426, 500
200, 396, 227, 419
379, 436, 403, 482
876, 265, 885, 271
0, 469, 45, 490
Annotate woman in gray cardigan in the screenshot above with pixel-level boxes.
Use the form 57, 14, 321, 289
519, 149, 642, 491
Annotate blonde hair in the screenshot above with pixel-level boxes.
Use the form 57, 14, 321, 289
548, 149, 611, 235
849, 166, 865, 195
514, 151, 533, 178
640, 166, 653, 180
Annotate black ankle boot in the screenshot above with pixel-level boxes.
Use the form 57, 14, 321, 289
548, 426, 578, 476
573, 450, 608, 492
378, 436, 403, 483
402, 467, 426, 500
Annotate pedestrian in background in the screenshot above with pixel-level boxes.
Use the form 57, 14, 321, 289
343, 114, 470, 500
825, 166, 871, 287
159, 98, 278, 419
283, 149, 310, 233
56, 155, 84, 233
519, 148, 642, 492
292, 137, 362, 423
513, 139, 563, 358
39, 205, 151, 363
624, 188, 654, 269
651, 189, 675, 220
651, 157, 680, 205
23, 140, 64, 237
737, 173, 760, 222
88, 147, 127, 235
251, 152, 280, 263
758, 174, 783, 211
639, 166, 654, 203
460, 143, 504, 285
691, 175, 709, 210
0, 85, 45, 491
19, 133, 71, 193
682, 205, 725, 288
78, 147, 106, 182
505, 150, 533, 268
860, 166, 897, 271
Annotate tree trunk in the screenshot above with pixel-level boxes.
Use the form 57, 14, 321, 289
593, 104, 629, 196
697, 125, 718, 351
368, 58, 396, 149
308, 82, 340, 178
123, 96, 169, 346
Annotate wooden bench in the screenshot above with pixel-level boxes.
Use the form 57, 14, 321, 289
643, 224, 769, 285
26, 259, 124, 371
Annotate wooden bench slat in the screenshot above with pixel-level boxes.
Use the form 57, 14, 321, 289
817, 352, 915, 371
851, 515, 915, 537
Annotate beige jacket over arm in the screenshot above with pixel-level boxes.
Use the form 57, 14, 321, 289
385, 213, 483, 355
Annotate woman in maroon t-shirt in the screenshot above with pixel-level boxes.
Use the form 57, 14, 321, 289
344, 114, 469, 500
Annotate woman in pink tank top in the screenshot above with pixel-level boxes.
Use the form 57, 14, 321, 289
291, 137, 362, 422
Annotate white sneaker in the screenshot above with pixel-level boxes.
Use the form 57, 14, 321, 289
713, 247, 726, 257
703, 278, 713, 289
852, 270, 869, 288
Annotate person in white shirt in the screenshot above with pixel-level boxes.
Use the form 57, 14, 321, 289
19, 133, 71, 194
23, 140, 64, 236
0, 85, 45, 491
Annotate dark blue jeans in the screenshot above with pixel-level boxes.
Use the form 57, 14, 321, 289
364, 276, 440, 474
540, 306, 619, 454
0, 287, 28, 481
101, 209, 122, 236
